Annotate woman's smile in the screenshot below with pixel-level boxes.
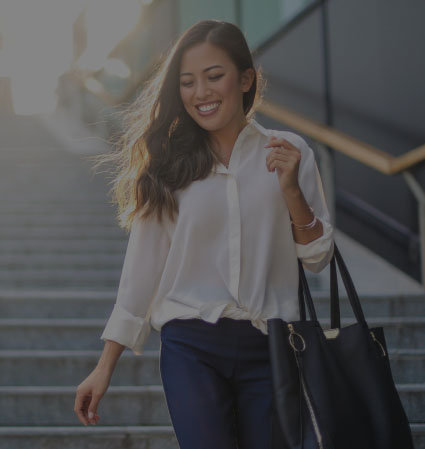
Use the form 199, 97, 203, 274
196, 101, 221, 116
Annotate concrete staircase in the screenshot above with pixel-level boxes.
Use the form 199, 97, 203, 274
0, 114, 423, 448
0, 114, 178, 448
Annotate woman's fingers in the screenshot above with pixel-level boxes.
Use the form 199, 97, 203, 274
74, 391, 101, 425
264, 136, 298, 151
266, 149, 299, 172
87, 394, 102, 425
74, 389, 90, 426
74, 367, 111, 426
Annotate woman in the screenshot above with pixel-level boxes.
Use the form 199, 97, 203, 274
74, 19, 334, 449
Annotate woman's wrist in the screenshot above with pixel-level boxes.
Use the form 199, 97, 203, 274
291, 206, 316, 230
96, 340, 126, 374
284, 186, 314, 226
283, 186, 323, 244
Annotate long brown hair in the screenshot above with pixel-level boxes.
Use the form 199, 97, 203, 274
89, 19, 266, 232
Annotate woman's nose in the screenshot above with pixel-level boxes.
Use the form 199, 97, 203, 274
195, 81, 211, 99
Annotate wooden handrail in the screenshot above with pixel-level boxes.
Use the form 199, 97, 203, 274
258, 99, 425, 175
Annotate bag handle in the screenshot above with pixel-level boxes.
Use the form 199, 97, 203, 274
297, 258, 318, 322
331, 243, 367, 326
330, 254, 340, 328
297, 242, 368, 328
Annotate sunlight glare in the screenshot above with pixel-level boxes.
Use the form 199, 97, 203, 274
104, 58, 131, 79
0, 0, 143, 115
0, 0, 87, 115
77, 0, 142, 72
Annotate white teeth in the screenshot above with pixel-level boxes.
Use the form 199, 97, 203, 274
197, 102, 220, 112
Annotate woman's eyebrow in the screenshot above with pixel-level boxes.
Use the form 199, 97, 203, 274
180, 64, 224, 77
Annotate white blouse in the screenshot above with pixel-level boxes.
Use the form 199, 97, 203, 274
100, 118, 335, 355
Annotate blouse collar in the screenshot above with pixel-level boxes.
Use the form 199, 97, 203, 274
212, 118, 269, 174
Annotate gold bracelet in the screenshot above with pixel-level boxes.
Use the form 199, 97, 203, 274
290, 206, 317, 230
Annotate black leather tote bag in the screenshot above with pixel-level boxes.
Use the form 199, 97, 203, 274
267, 242, 414, 449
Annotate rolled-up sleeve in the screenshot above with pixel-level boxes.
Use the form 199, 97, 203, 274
293, 138, 335, 273
100, 210, 171, 355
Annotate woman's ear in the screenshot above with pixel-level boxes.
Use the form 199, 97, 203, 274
240, 68, 255, 92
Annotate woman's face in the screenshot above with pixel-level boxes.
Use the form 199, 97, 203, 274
179, 42, 254, 134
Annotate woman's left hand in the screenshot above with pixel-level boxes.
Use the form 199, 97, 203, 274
264, 136, 301, 195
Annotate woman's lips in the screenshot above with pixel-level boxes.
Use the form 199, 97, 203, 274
196, 101, 221, 116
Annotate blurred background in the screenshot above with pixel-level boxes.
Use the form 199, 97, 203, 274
0, 0, 424, 448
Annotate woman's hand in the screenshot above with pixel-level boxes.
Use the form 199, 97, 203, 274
264, 135, 302, 195
74, 366, 112, 426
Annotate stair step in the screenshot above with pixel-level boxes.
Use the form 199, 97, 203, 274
412, 424, 425, 449
0, 319, 161, 350
0, 239, 127, 254
0, 386, 170, 426
313, 292, 425, 317
0, 290, 116, 319
0, 225, 126, 239
319, 317, 425, 349
0, 180, 107, 200
0, 425, 423, 449
0, 348, 423, 386
0, 350, 161, 386
0, 214, 118, 226
0, 140, 91, 156
0, 200, 115, 212
0, 426, 178, 449
0, 384, 422, 426
389, 349, 425, 384
0, 270, 122, 288
0, 254, 124, 269
0, 317, 422, 350
397, 384, 425, 424
0, 290, 423, 319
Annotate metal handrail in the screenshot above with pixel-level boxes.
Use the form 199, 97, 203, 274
258, 100, 425, 175
257, 99, 425, 287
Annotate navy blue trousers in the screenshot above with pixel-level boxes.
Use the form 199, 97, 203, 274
159, 317, 284, 449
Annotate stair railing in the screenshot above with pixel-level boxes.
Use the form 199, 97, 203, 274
258, 99, 425, 288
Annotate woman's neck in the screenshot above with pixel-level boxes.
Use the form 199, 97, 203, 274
209, 117, 249, 165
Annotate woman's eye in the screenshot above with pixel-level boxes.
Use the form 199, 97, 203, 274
180, 74, 223, 87
209, 74, 223, 81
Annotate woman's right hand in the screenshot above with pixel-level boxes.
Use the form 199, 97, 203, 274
74, 365, 112, 426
